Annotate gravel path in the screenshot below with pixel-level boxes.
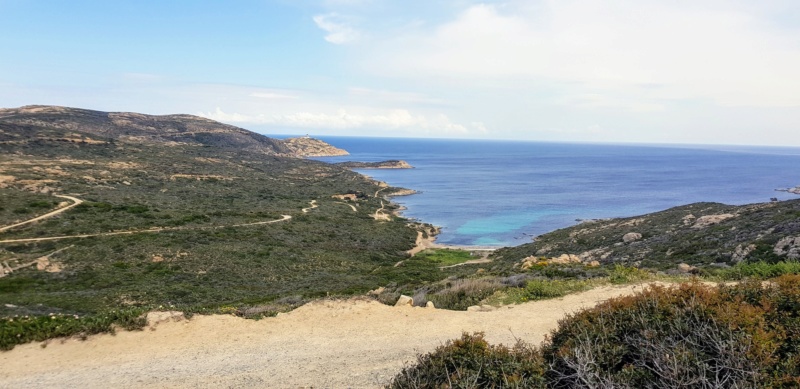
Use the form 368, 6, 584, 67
0, 284, 652, 388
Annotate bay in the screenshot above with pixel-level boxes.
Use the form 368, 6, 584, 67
309, 137, 800, 247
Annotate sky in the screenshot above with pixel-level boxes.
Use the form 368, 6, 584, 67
1, 0, 799, 146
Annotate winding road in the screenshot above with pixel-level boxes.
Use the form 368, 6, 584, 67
0, 195, 83, 233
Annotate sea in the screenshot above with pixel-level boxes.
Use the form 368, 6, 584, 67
307, 137, 800, 247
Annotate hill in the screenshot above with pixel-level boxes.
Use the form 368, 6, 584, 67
492, 199, 800, 271
0, 105, 346, 157
0, 105, 458, 343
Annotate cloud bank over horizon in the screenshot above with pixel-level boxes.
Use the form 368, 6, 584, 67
1, 1, 799, 145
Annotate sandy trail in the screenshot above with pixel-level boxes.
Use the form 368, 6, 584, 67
301, 200, 318, 213
335, 201, 358, 212
0, 215, 292, 244
0, 284, 654, 389
0, 195, 83, 233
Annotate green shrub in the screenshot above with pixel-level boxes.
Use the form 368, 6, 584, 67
608, 264, 652, 284
720, 260, 800, 280
387, 332, 546, 389
428, 278, 505, 310
392, 277, 800, 388
0, 308, 147, 350
499, 279, 597, 304
542, 277, 800, 388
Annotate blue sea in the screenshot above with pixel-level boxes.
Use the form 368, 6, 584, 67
310, 137, 800, 247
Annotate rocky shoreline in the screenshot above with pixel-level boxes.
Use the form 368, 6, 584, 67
776, 186, 800, 195
335, 160, 413, 169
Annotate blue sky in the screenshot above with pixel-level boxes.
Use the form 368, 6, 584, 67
2, 1, 800, 146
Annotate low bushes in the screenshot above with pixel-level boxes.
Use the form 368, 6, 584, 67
388, 332, 546, 389
388, 276, 800, 388
0, 308, 146, 351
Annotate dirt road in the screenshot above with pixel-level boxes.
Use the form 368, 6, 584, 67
0, 284, 654, 388
0, 195, 83, 233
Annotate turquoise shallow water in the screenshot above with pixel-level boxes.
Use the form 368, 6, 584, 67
309, 137, 800, 247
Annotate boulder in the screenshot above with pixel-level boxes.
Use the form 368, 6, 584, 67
622, 232, 642, 243
677, 263, 697, 273
774, 236, 800, 259
732, 244, 755, 263
394, 295, 414, 307
692, 214, 736, 229
425, 301, 436, 309
587, 260, 601, 267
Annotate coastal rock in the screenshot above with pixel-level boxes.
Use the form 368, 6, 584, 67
682, 214, 696, 226
732, 244, 756, 263
336, 160, 413, 169
774, 236, 800, 259
425, 301, 436, 309
394, 295, 414, 307
692, 214, 736, 229
622, 232, 642, 243
776, 186, 800, 195
587, 260, 601, 267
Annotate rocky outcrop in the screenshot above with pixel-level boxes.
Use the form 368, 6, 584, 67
281, 136, 349, 157
776, 186, 800, 195
692, 214, 736, 229
622, 232, 642, 243
732, 244, 756, 263
336, 160, 413, 169
774, 236, 800, 259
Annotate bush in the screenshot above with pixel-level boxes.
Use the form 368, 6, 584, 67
387, 332, 546, 389
542, 277, 800, 388
390, 277, 800, 388
428, 278, 505, 310
720, 260, 800, 280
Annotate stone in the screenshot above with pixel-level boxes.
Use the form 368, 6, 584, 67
622, 232, 642, 243
367, 286, 385, 296
677, 263, 697, 273
587, 260, 601, 267
394, 295, 414, 307
426, 301, 435, 309
732, 244, 756, 263
692, 214, 736, 229
774, 236, 800, 259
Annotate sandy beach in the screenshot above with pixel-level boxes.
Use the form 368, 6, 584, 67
0, 283, 653, 388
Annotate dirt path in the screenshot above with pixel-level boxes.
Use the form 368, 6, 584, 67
0, 284, 658, 388
0, 195, 83, 233
0, 215, 292, 245
301, 200, 318, 213
334, 202, 358, 212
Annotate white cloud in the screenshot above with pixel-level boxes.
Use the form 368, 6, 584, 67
365, 1, 800, 109
198, 107, 482, 135
313, 13, 360, 44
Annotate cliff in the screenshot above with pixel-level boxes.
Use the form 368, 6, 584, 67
336, 160, 413, 169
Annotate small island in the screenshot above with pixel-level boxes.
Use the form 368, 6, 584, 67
335, 160, 413, 169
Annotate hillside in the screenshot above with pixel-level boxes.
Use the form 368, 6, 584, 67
0, 105, 346, 157
492, 200, 800, 271
0, 105, 460, 337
